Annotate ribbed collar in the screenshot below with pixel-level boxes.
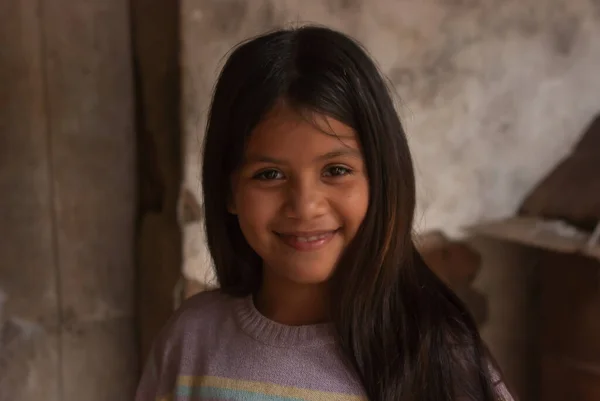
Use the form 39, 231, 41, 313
233, 295, 335, 348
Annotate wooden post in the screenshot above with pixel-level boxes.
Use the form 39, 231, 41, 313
130, 0, 183, 365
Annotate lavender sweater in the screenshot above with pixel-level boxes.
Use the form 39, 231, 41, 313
136, 290, 514, 401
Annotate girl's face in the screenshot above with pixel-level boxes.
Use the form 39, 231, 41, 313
230, 104, 369, 288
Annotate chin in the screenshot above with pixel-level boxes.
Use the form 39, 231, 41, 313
277, 263, 336, 285
289, 275, 332, 286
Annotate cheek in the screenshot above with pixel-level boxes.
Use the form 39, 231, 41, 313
235, 187, 279, 234
338, 181, 369, 231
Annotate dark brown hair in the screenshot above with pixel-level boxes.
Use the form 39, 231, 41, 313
202, 25, 499, 401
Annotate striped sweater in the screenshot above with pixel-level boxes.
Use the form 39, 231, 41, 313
135, 290, 515, 401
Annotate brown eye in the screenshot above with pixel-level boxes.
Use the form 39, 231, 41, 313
323, 165, 352, 177
253, 169, 284, 180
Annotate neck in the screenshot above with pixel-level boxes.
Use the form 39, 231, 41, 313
255, 276, 330, 326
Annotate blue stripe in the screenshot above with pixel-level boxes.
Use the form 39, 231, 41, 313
176, 385, 305, 401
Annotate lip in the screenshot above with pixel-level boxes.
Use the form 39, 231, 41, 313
275, 229, 339, 252
277, 230, 336, 237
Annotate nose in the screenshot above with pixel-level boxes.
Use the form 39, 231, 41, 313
284, 177, 327, 221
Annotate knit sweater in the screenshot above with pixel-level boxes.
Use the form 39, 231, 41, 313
135, 290, 515, 401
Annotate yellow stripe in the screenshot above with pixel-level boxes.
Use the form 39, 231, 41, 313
177, 375, 366, 401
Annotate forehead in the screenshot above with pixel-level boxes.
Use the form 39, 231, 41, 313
247, 104, 359, 155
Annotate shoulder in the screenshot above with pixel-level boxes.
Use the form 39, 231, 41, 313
167, 289, 236, 331
137, 290, 243, 398
151, 289, 239, 351
178, 289, 233, 315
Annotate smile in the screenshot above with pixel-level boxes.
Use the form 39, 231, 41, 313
275, 230, 339, 251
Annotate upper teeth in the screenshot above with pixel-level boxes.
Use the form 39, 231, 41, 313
296, 234, 328, 242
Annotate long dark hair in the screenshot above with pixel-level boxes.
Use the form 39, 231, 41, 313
202, 25, 499, 401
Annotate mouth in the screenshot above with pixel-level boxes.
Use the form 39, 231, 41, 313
275, 229, 340, 251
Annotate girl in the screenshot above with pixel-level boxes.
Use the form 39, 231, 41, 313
136, 26, 515, 401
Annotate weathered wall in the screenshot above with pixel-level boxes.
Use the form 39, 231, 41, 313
0, 0, 137, 400
179, 0, 600, 398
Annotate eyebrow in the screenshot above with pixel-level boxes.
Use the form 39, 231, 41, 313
244, 148, 362, 165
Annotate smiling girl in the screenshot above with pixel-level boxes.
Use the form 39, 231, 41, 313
136, 26, 515, 401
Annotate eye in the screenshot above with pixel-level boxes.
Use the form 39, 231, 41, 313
323, 165, 353, 177
253, 169, 284, 181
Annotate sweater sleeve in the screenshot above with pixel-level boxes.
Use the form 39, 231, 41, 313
134, 317, 180, 401
492, 379, 516, 401
449, 341, 518, 401
135, 348, 160, 401
488, 360, 517, 401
